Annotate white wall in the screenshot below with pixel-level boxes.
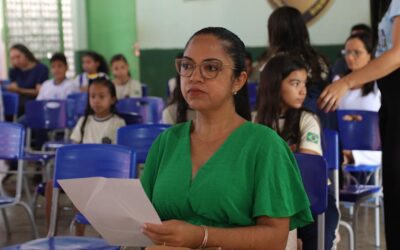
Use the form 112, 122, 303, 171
0, 0, 7, 78
137, 0, 370, 49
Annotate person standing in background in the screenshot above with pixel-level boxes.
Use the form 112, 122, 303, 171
319, 1, 400, 248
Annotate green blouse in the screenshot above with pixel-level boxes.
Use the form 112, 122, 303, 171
141, 121, 312, 230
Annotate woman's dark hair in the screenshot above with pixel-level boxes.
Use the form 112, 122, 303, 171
110, 53, 131, 77
184, 27, 251, 120
267, 6, 329, 88
256, 54, 315, 147
10, 44, 38, 63
344, 33, 376, 96
79, 77, 118, 143
82, 51, 109, 74
167, 52, 190, 123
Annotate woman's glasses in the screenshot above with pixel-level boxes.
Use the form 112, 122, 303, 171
175, 58, 236, 80
341, 49, 366, 58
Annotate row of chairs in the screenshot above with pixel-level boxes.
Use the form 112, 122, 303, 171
1, 92, 165, 126
0, 122, 170, 249
1, 110, 382, 249
0, 121, 328, 249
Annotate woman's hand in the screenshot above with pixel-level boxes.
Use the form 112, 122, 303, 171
142, 220, 204, 248
6, 83, 20, 93
318, 78, 351, 112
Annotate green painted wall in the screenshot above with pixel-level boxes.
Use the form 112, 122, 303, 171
140, 45, 343, 98
86, 0, 139, 79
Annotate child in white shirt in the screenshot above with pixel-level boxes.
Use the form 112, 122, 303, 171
110, 54, 142, 99
36, 53, 78, 100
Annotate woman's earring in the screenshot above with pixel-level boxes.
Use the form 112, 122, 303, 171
233, 91, 238, 95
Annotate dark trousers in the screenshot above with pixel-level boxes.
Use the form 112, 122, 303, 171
298, 192, 339, 250
378, 70, 400, 250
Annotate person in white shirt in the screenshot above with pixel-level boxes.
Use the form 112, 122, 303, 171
333, 33, 382, 166
110, 54, 142, 99
72, 51, 109, 92
36, 53, 78, 100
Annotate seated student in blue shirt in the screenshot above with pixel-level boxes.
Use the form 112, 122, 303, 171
7, 44, 49, 116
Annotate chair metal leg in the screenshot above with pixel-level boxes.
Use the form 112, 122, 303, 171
339, 220, 354, 250
352, 201, 361, 249
48, 189, 59, 237
23, 175, 33, 205
17, 201, 39, 239
317, 213, 325, 250
374, 197, 380, 247
1, 208, 11, 237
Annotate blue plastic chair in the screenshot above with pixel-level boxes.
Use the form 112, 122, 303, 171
323, 128, 382, 249
337, 110, 381, 178
117, 112, 143, 125
323, 129, 354, 250
116, 97, 164, 123
2, 236, 119, 250
67, 92, 88, 127
247, 82, 257, 111
294, 153, 328, 250
117, 124, 170, 164
141, 83, 148, 97
2, 91, 19, 121
25, 100, 70, 150
48, 144, 137, 237
0, 122, 39, 239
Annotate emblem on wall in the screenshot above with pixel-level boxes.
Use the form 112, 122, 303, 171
268, 0, 332, 24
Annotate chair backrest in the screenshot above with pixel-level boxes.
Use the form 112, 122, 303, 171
67, 92, 88, 118
0, 122, 25, 159
337, 110, 381, 151
53, 144, 137, 189
116, 97, 164, 123
322, 129, 340, 170
0, 122, 26, 202
2, 92, 19, 117
141, 83, 148, 97
117, 112, 143, 125
25, 100, 68, 129
247, 82, 257, 110
117, 124, 170, 163
295, 153, 328, 215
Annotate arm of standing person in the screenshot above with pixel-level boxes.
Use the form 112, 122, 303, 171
318, 16, 400, 112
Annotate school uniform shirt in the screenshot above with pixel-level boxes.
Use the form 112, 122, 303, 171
70, 114, 126, 144
114, 78, 142, 99
72, 73, 89, 90
161, 103, 196, 124
141, 121, 313, 230
335, 75, 382, 166
36, 78, 78, 100
278, 111, 323, 155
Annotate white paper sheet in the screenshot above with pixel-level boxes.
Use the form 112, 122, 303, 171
59, 177, 161, 247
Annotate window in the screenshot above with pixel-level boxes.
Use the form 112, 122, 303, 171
4, 0, 75, 76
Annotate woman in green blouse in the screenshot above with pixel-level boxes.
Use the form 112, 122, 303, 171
141, 27, 313, 249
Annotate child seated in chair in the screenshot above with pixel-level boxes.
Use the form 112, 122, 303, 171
36, 53, 78, 100
45, 77, 125, 235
